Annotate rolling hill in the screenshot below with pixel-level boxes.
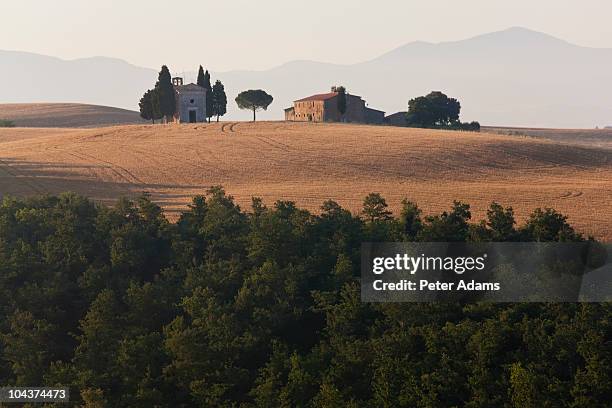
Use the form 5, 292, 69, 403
0, 103, 145, 127
1, 122, 611, 239
483, 126, 612, 150
2, 27, 612, 127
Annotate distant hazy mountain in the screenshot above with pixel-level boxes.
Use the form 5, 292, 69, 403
2, 27, 612, 127
0, 50, 157, 111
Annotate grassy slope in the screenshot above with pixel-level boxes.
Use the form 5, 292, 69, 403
0, 103, 146, 128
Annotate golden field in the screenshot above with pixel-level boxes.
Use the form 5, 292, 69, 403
483, 126, 612, 149
0, 121, 611, 239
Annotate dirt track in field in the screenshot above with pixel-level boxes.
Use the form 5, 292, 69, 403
1, 121, 611, 239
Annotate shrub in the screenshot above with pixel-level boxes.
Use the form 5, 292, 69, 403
442, 121, 481, 132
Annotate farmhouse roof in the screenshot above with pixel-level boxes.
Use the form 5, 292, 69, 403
365, 107, 386, 114
294, 92, 338, 102
174, 83, 206, 93
386, 111, 407, 118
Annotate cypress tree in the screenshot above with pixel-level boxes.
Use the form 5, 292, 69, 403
211, 80, 227, 122
155, 65, 176, 123
151, 88, 163, 123
139, 90, 155, 123
198, 69, 213, 122
196, 65, 206, 88
336, 86, 347, 122
138, 89, 163, 124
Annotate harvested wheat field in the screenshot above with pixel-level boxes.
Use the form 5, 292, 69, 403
483, 126, 612, 149
0, 103, 145, 128
0, 121, 611, 239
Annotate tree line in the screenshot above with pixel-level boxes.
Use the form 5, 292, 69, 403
0, 190, 608, 407
139, 65, 228, 123
0, 119, 16, 128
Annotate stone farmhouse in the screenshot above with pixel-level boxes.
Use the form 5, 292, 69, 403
172, 77, 207, 123
284, 87, 385, 124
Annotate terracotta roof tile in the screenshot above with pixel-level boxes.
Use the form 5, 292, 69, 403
294, 92, 338, 102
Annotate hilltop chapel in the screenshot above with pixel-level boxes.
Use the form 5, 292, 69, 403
172, 77, 207, 123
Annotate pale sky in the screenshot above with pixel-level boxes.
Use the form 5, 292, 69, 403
3, 0, 612, 71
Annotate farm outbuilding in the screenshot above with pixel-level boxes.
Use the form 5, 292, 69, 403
385, 111, 408, 127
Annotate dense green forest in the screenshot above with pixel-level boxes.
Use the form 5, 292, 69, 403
0, 189, 609, 407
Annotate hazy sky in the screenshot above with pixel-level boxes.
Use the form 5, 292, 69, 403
3, 0, 612, 71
